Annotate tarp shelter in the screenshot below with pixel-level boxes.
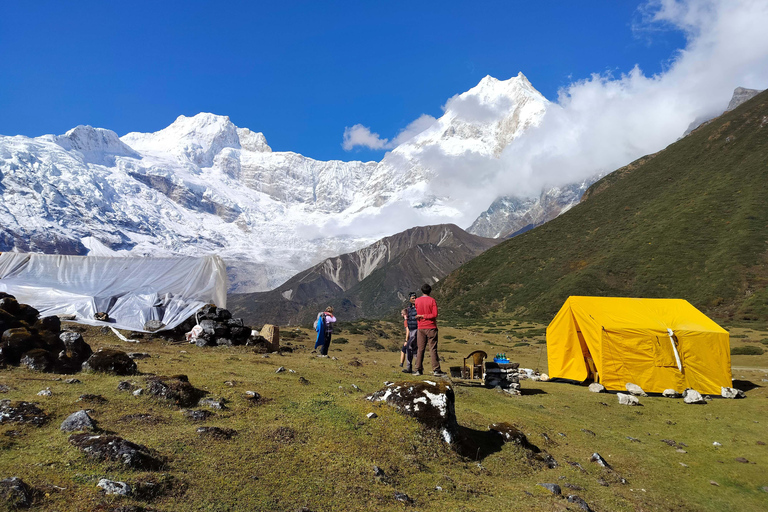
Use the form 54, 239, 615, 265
0, 253, 227, 332
546, 296, 731, 395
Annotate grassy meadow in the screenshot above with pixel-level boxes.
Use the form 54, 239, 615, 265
1, 320, 767, 512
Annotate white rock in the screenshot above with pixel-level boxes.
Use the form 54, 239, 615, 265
713, 442, 722, 447
588, 383, 605, 393
617, 393, 640, 406
37, 388, 52, 397
132, 388, 144, 396
366, 412, 378, 419
539, 373, 549, 382
662, 389, 681, 398
97, 479, 131, 496
683, 388, 707, 404
625, 383, 647, 397
721, 387, 746, 399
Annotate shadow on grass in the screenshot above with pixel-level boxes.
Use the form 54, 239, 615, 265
520, 388, 547, 395
732, 379, 761, 392
454, 425, 505, 460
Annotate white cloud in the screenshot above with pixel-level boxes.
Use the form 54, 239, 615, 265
343, 114, 437, 151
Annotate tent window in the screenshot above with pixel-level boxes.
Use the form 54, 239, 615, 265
653, 335, 679, 368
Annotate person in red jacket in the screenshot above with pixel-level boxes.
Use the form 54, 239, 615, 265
413, 283, 446, 377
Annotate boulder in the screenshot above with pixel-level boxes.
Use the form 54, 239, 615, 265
0, 328, 37, 365
0, 477, 35, 508
143, 320, 165, 332
367, 380, 459, 444
58, 331, 93, 373
69, 433, 164, 470
60, 410, 97, 432
15, 304, 39, 325
617, 393, 640, 406
93, 312, 109, 322
683, 388, 707, 404
183, 409, 213, 421
82, 349, 137, 376
0, 400, 48, 426
589, 452, 612, 469
97, 478, 132, 496
20, 349, 54, 372
662, 389, 681, 398
0, 297, 21, 315
196, 426, 238, 440
567, 495, 594, 512
537, 483, 561, 495
260, 324, 280, 351
588, 383, 605, 393
721, 387, 746, 399
34, 316, 61, 334
145, 375, 206, 407
625, 383, 647, 397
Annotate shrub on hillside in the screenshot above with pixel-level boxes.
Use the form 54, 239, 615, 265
731, 346, 765, 355
443, 335, 456, 340
454, 339, 468, 344
514, 342, 530, 348
334, 337, 349, 344
363, 337, 385, 351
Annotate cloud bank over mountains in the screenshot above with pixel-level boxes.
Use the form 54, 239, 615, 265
343, 0, 768, 214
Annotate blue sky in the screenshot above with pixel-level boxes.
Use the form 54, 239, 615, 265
0, 0, 704, 162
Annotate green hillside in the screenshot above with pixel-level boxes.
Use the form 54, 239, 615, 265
438, 90, 768, 325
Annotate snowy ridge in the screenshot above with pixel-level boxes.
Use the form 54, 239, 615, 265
0, 74, 562, 292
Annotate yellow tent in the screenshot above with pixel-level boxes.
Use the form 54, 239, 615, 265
546, 296, 731, 395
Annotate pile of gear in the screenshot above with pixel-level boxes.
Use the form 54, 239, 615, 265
177, 305, 261, 348
0, 293, 93, 373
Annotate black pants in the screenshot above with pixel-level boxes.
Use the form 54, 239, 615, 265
320, 331, 332, 355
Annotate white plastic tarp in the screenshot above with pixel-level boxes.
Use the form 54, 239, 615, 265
0, 253, 227, 332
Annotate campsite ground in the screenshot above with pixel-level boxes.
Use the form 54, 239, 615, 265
1, 320, 767, 512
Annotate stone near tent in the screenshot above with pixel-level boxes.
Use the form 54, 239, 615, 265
588, 383, 606, 393
82, 349, 137, 376
0, 400, 49, 426
97, 478, 132, 496
0, 297, 21, 316
260, 324, 280, 351
34, 316, 61, 334
0, 328, 36, 366
94, 312, 110, 322
0, 477, 35, 509
215, 338, 234, 347
145, 375, 206, 407
57, 331, 94, 373
617, 393, 640, 406
625, 383, 647, 397
143, 320, 165, 332
663, 389, 681, 398
60, 410, 97, 432
227, 318, 244, 327
69, 433, 164, 470
721, 387, 746, 399
20, 349, 55, 372
366, 380, 459, 444
683, 388, 707, 405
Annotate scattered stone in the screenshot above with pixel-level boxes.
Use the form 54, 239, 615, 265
393, 491, 413, 504
351, 384, 360, 392
0, 400, 48, 426
60, 410, 97, 432
260, 324, 280, 352
78, 394, 107, 404
0, 384, 9, 393
298, 377, 310, 385
36, 388, 52, 397
143, 320, 165, 332
133, 388, 144, 396
662, 389, 681, 398
97, 479, 132, 496
597, 478, 609, 487
183, 410, 213, 421
366, 412, 378, 419
64, 379, 81, 384
275, 366, 286, 373
734, 457, 749, 463
145, 375, 206, 407
590, 452, 612, 469
537, 483, 561, 495
196, 426, 238, 440
199, 398, 227, 410
20, 349, 55, 372
566, 460, 586, 472
127, 352, 151, 360
69, 433, 164, 470
566, 495, 594, 512
224, 381, 235, 387
580, 429, 596, 436
625, 383, 647, 396
680, 462, 688, 467
539, 373, 549, 382
710, 480, 719, 486
82, 349, 137, 376
288, 369, 297, 373
626, 436, 641, 443
721, 387, 746, 399
676, 448, 687, 453
713, 441, 722, 447
564, 483, 584, 490
683, 388, 707, 404
617, 393, 640, 406
367, 380, 458, 444
757, 441, 765, 446
661, 439, 677, 447
0, 477, 35, 508
588, 383, 605, 393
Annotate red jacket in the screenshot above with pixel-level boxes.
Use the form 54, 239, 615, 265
415, 295, 438, 329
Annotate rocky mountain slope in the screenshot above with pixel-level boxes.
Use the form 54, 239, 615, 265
437, 89, 768, 324
0, 74, 549, 293
228, 224, 498, 325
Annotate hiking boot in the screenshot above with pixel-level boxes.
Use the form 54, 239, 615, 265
432, 370, 447, 377
399, 362, 403, 367
412, 370, 423, 376
402, 367, 412, 373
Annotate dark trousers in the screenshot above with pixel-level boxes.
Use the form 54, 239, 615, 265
404, 330, 417, 369
320, 332, 332, 355
415, 328, 440, 372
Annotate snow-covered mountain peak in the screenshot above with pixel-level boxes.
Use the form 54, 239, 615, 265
237, 127, 271, 153
121, 112, 240, 167
53, 125, 139, 166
